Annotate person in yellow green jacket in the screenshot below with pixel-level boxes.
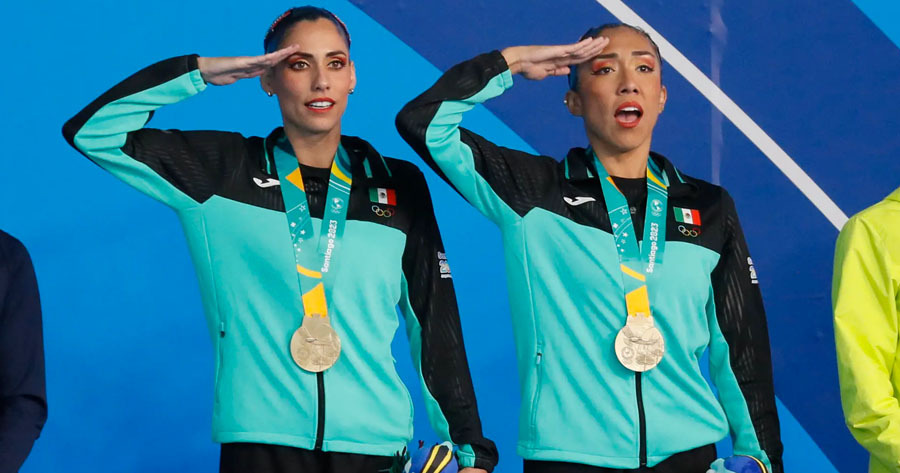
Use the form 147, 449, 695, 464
833, 186, 900, 473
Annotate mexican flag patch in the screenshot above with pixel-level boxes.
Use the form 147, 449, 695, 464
674, 207, 701, 225
369, 187, 397, 206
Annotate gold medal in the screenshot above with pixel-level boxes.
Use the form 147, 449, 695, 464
290, 315, 341, 372
275, 140, 354, 374
615, 313, 665, 372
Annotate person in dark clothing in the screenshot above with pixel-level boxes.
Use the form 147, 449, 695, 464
0, 230, 46, 473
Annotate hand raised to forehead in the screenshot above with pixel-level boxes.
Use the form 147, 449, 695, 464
501, 36, 609, 81
197, 44, 301, 86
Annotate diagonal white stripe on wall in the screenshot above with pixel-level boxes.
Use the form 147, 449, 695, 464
595, 0, 849, 230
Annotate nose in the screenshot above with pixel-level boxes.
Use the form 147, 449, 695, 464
618, 69, 639, 95
312, 67, 330, 92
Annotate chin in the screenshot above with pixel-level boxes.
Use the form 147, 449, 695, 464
290, 116, 342, 136
308, 120, 340, 132
615, 137, 649, 151
591, 129, 649, 154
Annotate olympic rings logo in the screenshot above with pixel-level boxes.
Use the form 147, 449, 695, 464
371, 205, 394, 218
678, 225, 701, 237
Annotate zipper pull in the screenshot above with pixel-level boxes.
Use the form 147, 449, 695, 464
219, 321, 226, 338
536, 352, 543, 365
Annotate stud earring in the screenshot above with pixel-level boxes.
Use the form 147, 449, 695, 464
349, 88, 355, 95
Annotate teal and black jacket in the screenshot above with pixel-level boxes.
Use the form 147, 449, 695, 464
62, 55, 497, 471
397, 51, 782, 472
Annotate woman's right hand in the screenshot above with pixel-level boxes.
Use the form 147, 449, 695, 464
500, 37, 609, 81
197, 44, 300, 86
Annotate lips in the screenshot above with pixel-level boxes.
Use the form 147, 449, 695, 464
615, 102, 643, 128
305, 98, 336, 113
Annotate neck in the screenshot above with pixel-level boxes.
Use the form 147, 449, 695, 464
284, 125, 342, 169
588, 137, 651, 179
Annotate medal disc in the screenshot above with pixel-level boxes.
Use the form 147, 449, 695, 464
615, 315, 665, 372
291, 316, 341, 372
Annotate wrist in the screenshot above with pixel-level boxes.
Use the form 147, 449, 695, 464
196, 57, 210, 82
500, 47, 521, 75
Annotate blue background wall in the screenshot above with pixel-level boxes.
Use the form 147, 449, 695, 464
1, 1, 898, 471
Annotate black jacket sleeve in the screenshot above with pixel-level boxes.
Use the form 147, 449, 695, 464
0, 231, 47, 473
396, 50, 558, 224
710, 191, 783, 472
62, 55, 244, 208
398, 166, 498, 471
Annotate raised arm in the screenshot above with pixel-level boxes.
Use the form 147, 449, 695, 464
61, 48, 297, 209
395, 39, 606, 226
397, 167, 498, 472
707, 190, 783, 473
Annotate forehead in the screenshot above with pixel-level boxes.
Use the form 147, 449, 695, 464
281, 18, 347, 48
597, 27, 657, 59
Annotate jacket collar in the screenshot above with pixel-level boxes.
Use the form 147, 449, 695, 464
562, 147, 697, 198
264, 128, 393, 186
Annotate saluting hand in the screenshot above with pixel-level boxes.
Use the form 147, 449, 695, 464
197, 44, 301, 85
500, 37, 609, 81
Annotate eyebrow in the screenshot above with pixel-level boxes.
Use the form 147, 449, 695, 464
290, 50, 348, 59
593, 51, 658, 60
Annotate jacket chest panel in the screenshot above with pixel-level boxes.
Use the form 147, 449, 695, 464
189, 197, 407, 307
519, 210, 720, 345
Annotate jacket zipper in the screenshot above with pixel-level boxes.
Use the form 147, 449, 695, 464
314, 372, 325, 450
636, 373, 647, 467
529, 349, 544, 431
215, 321, 226, 404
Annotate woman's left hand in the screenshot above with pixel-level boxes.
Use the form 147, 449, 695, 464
458, 468, 488, 473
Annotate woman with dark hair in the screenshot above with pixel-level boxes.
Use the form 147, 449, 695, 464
63, 6, 496, 473
397, 24, 782, 473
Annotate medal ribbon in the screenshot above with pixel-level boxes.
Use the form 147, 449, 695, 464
591, 150, 669, 319
274, 137, 353, 319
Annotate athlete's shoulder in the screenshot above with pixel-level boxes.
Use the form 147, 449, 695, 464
677, 171, 731, 205
339, 135, 422, 175
846, 187, 900, 245
855, 187, 900, 222
383, 158, 432, 200
0, 230, 31, 275
651, 152, 731, 207
384, 157, 426, 179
